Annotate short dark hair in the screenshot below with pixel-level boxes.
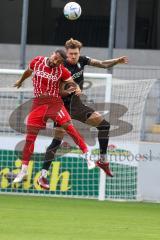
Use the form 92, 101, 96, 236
55, 49, 67, 60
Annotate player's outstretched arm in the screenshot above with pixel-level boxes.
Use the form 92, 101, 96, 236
89, 56, 128, 69
13, 68, 33, 88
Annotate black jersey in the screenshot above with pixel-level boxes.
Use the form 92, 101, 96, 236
63, 56, 90, 90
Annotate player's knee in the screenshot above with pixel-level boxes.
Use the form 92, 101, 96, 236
86, 111, 103, 126
97, 119, 110, 131
55, 127, 66, 140
61, 120, 72, 130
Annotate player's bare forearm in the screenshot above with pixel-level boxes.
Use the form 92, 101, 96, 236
89, 56, 128, 69
13, 69, 32, 88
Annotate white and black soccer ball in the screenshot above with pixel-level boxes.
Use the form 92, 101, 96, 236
63, 2, 82, 20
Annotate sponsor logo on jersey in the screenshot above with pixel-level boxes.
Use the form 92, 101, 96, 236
35, 70, 58, 81
72, 69, 83, 79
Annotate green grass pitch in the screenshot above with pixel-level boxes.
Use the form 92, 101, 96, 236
0, 195, 160, 240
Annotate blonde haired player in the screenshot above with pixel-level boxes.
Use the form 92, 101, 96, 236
38, 39, 128, 190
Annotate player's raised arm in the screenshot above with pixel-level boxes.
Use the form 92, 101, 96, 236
89, 56, 128, 69
13, 68, 33, 88
13, 56, 42, 88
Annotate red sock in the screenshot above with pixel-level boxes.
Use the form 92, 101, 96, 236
65, 124, 88, 153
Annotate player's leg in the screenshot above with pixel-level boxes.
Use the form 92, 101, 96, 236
54, 106, 88, 152
40, 100, 70, 174
69, 95, 113, 176
38, 127, 65, 189
38, 106, 88, 190
13, 127, 39, 183
85, 111, 110, 160
41, 127, 65, 173
85, 111, 113, 177
43, 107, 88, 170
13, 104, 47, 183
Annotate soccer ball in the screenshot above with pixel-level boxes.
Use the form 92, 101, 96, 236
63, 2, 82, 20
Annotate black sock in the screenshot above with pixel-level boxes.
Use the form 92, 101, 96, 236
42, 139, 62, 171
97, 119, 110, 160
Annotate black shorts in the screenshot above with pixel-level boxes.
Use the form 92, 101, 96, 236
55, 95, 95, 126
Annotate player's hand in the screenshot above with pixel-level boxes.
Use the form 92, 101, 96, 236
116, 56, 128, 64
60, 86, 77, 97
75, 86, 81, 96
13, 80, 22, 88
66, 86, 77, 94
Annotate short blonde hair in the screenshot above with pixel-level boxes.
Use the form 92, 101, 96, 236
65, 38, 83, 50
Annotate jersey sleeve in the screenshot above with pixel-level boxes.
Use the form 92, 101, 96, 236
80, 56, 91, 66
61, 65, 71, 81
28, 56, 41, 71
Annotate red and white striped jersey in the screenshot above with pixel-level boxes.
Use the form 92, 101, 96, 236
29, 56, 71, 98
